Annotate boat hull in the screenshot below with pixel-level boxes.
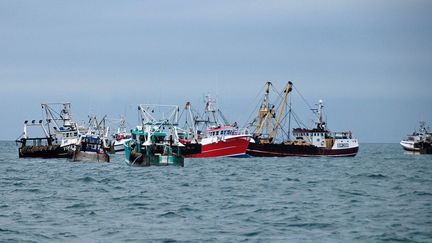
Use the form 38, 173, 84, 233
400, 140, 420, 152
110, 138, 132, 154
18, 145, 71, 158
125, 150, 184, 167
247, 143, 359, 157
419, 142, 432, 154
401, 140, 432, 154
185, 136, 250, 158
124, 140, 185, 166
71, 151, 110, 162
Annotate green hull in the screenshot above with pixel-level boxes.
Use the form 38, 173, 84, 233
124, 140, 184, 167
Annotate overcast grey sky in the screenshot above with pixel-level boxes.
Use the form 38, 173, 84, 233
1, 0, 431, 142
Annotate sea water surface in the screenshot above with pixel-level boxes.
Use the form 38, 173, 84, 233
1, 141, 431, 242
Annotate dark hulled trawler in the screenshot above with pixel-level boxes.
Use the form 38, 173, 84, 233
246, 81, 359, 157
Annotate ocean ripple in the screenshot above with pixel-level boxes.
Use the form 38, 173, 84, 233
1, 142, 431, 242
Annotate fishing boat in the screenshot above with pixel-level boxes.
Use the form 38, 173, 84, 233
124, 104, 200, 166
110, 117, 132, 154
400, 121, 432, 154
15, 119, 71, 158
71, 134, 110, 162
70, 115, 111, 162
180, 97, 251, 158
15, 103, 80, 158
125, 128, 183, 166
46, 103, 84, 149
246, 81, 359, 157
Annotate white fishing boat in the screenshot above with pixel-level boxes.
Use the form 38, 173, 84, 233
15, 119, 70, 158
15, 103, 82, 158
44, 103, 84, 149
400, 121, 432, 153
110, 117, 132, 153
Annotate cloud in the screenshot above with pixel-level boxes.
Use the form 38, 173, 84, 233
0, 0, 431, 140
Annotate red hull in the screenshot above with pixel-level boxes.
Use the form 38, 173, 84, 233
185, 136, 250, 158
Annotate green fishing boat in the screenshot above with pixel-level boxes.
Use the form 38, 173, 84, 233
124, 104, 201, 167
124, 128, 184, 166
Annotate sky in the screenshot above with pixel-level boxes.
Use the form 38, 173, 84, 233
0, 0, 431, 142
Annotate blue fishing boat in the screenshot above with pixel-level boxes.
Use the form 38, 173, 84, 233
71, 134, 110, 162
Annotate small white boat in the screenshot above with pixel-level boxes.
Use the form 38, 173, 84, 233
110, 117, 131, 154
400, 121, 432, 152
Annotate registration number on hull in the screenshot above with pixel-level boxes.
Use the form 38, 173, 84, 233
337, 143, 349, 148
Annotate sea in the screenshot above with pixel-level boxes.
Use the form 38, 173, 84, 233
1, 141, 431, 242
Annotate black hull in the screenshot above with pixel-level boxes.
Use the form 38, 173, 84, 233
18, 145, 71, 158
128, 151, 150, 166
418, 142, 432, 154
247, 143, 359, 157
126, 150, 184, 167
177, 143, 202, 156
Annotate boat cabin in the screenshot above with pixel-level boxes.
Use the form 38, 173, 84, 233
292, 128, 330, 147
205, 126, 237, 137
80, 135, 103, 152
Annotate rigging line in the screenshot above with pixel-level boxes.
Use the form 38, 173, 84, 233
243, 82, 271, 128
293, 110, 305, 128
269, 117, 290, 140
270, 82, 283, 99
278, 122, 290, 140
291, 109, 308, 129
293, 85, 322, 124
270, 84, 284, 110
273, 111, 293, 141
293, 85, 314, 112
178, 107, 185, 123
269, 98, 291, 138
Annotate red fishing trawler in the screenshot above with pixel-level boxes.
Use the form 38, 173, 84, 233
180, 96, 251, 158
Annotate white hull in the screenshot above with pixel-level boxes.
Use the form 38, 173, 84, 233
112, 138, 132, 153
400, 140, 420, 151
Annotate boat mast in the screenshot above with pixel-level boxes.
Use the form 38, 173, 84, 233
287, 96, 292, 141
118, 116, 126, 134
255, 82, 272, 136
185, 102, 198, 139
60, 103, 73, 127
315, 100, 325, 130
204, 95, 224, 127
270, 81, 293, 142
